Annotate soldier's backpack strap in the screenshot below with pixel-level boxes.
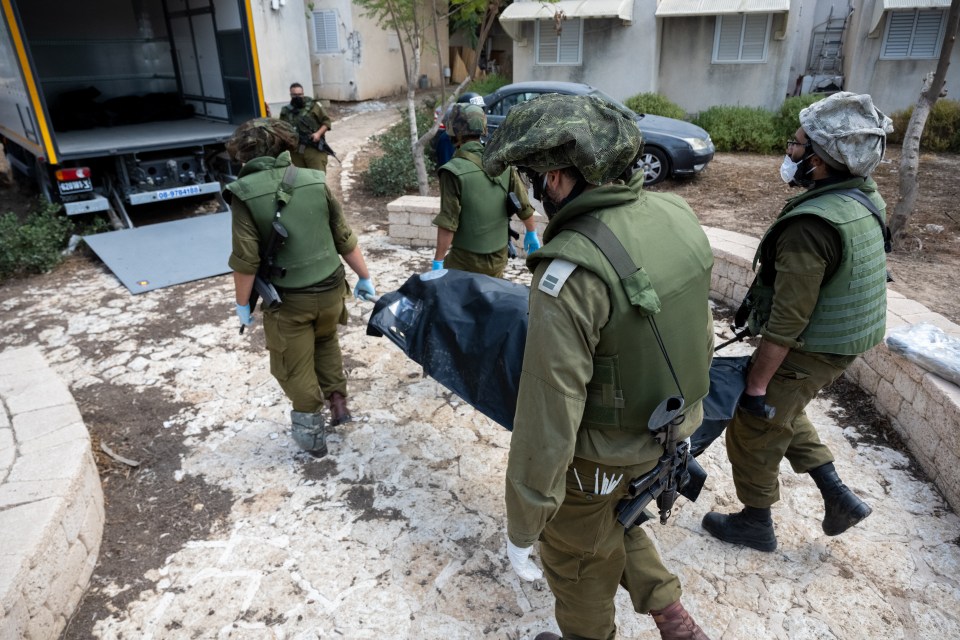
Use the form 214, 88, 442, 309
827, 188, 892, 253
457, 149, 510, 194
275, 164, 299, 211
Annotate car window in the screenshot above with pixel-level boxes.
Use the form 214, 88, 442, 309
488, 92, 542, 116
588, 89, 637, 118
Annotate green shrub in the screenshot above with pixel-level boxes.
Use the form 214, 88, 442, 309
0, 201, 72, 279
363, 107, 436, 197
773, 94, 826, 146
692, 105, 780, 153
467, 72, 510, 97
623, 93, 687, 120
889, 99, 960, 151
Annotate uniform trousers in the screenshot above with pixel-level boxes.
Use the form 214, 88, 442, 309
443, 245, 508, 278
725, 349, 856, 508
290, 146, 329, 173
539, 457, 683, 640
262, 285, 348, 413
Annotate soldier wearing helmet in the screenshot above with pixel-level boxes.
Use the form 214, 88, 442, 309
702, 92, 892, 553
225, 117, 376, 458
484, 94, 714, 640
431, 101, 541, 277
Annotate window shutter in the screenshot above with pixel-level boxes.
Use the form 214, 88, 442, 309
312, 11, 339, 54
911, 10, 944, 57
741, 14, 768, 61
537, 21, 559, 63
558, 19, 582, 63
537, 19, 581, 65
716, 15, 742, 61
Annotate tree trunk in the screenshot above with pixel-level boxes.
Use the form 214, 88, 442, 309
466, 1, 501, 79
408, 37, 432, 195
432, 0, 445, 106
889, 0, 960, 247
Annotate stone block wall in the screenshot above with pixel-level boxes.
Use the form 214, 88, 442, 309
0, 347, 105, 640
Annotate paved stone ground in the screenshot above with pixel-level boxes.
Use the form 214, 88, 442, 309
0, 101, 958, 639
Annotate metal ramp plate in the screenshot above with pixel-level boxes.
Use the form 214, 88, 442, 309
83, 213, 231, 294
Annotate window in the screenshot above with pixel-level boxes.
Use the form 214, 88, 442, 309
536, 18, 582, 65
312, 10, 339, 54
713, 13, 771, 63
881, 9, 946, 59
488, 92, 543, 117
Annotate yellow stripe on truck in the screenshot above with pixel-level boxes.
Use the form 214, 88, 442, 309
243, 0, 267, 117
1, 0, 57, 164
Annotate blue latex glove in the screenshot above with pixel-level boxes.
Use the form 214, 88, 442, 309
354, 277, 376, 300
524, 231, 541, 254
235, 303, 253, 327
432, 259, 444, 271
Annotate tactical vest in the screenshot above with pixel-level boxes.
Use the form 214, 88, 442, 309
225, 153, 341, 288
748, 190, 887, 355
440, 145, 511, 255
531, 188, 714, 437
280, 97, 323, 138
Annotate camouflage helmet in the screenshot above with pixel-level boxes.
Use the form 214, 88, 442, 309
226, 117, 298, 163
445, 104, 487, 141
483, 94, 642, 185
799, 92, 894, 177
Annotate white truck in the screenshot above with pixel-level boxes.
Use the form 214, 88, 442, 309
0, 0, 268, 227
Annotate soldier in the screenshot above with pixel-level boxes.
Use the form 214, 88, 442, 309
702, 92, 893, 552
484, 94, 714, 640
432, 102, 541, 277
225, 118, 375, 457
279, 82, 333, 172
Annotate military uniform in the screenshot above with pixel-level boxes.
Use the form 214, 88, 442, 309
279, 97, 333, 172
226, 150, 356, 413
506, 184, 714, 639
727, 176, 887, 507
433, 140, 534, 277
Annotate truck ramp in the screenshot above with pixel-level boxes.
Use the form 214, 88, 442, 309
83, 212, 231, 294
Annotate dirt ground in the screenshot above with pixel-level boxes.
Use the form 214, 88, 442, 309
1, 98, 958, 638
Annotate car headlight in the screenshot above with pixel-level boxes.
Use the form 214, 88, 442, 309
683, 136, 713, 152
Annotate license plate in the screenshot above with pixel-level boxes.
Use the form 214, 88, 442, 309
155, 185, 204, 201
57, 178, 92, 195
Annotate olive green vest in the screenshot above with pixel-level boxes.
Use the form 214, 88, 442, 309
532, 187, 714, 436
440, 144, 511, 255
224, 152, 341, 288
280, 97, 323, 139
749, 188, 887, 355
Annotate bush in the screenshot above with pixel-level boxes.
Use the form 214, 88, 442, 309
623, 93, 687, 120
467, 73, 510, 97
889, 99, 960, 151
692, 105, 780, 153
0, 201, 72, 279
363, 107, 436, 197
773, 94, 826, 146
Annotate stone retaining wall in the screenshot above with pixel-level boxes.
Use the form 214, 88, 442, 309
0, 347, 105, 640
387, 196, 960, 512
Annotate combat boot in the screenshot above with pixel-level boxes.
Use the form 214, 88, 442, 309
650, 600, 712, 640
290, 410, 327, 457
533, 634, 560, 640
808, 462, 872, 536
701, 506, 777, 552
327, 391, 352, 426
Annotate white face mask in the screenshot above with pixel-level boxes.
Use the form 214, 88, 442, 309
779, 155, 799, 184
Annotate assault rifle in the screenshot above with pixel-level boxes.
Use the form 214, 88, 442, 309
506, 191, 521, 259
240, 220, 288, 335
299, 133, 340, 165
615, 396, 708, 530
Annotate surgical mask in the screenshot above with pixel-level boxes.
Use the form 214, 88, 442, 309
779, 155, 799, 184
290, 96, 305, 109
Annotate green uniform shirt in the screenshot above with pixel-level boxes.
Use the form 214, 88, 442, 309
279, 97, 332, 140
505, 186, 712, 547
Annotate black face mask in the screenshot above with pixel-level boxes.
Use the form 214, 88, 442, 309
290, 96, 305, 109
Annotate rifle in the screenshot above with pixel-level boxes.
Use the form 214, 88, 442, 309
615, 395, 708, 530
506, 191, 521, 259
299, 133, 340, 165
241, 219, 288, 334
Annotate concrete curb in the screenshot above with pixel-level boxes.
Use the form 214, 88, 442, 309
387, 196, 960, 511
0, 346, 105, 640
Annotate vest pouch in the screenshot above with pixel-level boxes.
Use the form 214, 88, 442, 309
583, 355, 626, 428
621, 267, 661, 315
745, 282, 774, 337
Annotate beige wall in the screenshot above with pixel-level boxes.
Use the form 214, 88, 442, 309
844, 0, 960, 113
249, 0, 314, 114
308, 0, 448, 101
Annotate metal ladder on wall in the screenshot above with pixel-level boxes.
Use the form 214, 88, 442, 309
807, 7, 852, 77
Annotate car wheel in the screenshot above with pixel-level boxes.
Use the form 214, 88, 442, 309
638, 147, 669, 186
